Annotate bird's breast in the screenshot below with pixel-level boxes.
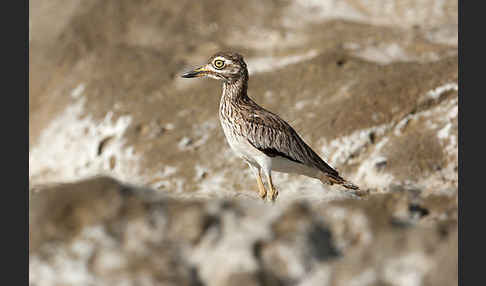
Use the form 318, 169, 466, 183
218, 107, 260, 164
219, 114, 243, 151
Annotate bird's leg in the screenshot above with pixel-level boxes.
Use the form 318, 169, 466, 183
249, 164, 266, 200
265, 172, 279, 202
256, 172, 267, 200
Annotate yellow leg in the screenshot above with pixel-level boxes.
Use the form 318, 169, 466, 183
256, 172, 267, 199
267, 174, 279, 202
249, 164, 267, 200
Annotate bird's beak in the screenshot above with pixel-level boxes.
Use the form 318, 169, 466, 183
181, 66, 208, 78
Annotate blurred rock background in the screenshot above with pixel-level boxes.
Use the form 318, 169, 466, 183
29, 1, 458, 285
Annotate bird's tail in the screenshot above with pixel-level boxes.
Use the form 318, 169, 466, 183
320, 173, 369, 197
339, 179, 360, 190
319, 172, 362, 191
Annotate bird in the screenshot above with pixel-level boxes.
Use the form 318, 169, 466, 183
181, 51, 364, 201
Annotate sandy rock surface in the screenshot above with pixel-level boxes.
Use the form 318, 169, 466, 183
30, 177, 457, 286
29, 1, 458, 285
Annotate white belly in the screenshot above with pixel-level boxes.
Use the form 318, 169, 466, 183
220, 119, 260, 165
220, 119, 320, 179
271, 156, 320, 178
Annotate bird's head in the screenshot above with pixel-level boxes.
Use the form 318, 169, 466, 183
181, 52, 248, 83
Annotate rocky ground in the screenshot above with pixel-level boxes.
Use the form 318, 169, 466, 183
29, 1, 458, 285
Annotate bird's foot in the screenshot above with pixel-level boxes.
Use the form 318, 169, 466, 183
269, 187, 279, 202
257, 181, 267, 201
258, 189, 267, 200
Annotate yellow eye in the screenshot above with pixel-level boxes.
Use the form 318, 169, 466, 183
213, 59, 225, 69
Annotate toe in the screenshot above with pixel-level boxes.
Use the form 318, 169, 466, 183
270, 190, 279, 202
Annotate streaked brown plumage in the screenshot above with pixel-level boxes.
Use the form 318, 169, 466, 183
182, 51, 362, 201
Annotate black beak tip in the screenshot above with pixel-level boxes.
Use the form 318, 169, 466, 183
181, 70, 200, 78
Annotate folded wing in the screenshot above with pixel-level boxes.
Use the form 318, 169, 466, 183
243, 106, 339, 178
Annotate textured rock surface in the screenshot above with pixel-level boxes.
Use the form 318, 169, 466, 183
29, 177, 457, 286
29, 1, 458, 285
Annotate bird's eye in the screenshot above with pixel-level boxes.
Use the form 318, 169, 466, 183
213, 59, 225, 69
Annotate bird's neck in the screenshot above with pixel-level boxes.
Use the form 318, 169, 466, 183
221, 72, 249, 102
